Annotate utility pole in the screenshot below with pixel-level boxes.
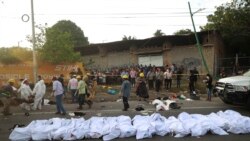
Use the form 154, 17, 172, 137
31, 0, 37, 83
188, 1, 210, 74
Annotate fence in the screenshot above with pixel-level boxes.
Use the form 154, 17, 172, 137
216, 56, 250, 78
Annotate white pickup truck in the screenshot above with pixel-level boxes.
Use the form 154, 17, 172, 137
215, 70, 250, 107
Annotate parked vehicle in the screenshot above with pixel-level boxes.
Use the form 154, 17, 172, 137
214, 70, 250, 107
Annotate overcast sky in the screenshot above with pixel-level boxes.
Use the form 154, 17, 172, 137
0, 0, 230, 48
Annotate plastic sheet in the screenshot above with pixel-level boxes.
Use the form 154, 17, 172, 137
9, 110, 250, 141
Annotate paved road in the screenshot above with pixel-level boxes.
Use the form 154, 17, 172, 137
1, 97, 250, 141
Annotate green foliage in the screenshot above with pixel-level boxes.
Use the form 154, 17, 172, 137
48, 20, 89, 47
26, 24, 46, 50
201, 0, 250, 55
153, 29, 165, 37
0, 48, 21, 64
41, 29, 81, 64
9, 47, 33, 62
122, 35, 136, 41
40, 20, 88, 64
173, 29, 193, 35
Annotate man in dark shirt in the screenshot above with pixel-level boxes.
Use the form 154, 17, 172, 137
189, 70, 196, 94
193, 67, 199, 87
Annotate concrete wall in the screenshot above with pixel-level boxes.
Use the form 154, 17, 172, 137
107, 51, 132, 67
81, 31, 224, 76
169, 45, 202, 73
82, 51, 134, 70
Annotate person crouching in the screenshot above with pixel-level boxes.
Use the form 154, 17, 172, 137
121, 75, 131, 111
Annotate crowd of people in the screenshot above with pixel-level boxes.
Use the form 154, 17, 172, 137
0, 75, 46, 116
0, 69, 96, 116
0, 64, 214, 115
118, 64, 210, 111
88, 64, 201, 94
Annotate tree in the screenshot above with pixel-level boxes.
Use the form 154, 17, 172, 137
173, 29, 193, 35
153, 29, 165, 37
41, 20, 88, 64
201, 0, 250, 56
0, 47, 33, 64
0, 48, 20, 64
48, 20, 89, 47
26, 24, 47, 50
122, 35, 136, 41
9, 47, 33, 62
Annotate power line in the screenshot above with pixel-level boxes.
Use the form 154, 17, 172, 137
0, 13, 212, 19
34, 11, 214, 16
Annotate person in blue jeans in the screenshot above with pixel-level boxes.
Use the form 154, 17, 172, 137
203, 73, 213, 101
52, 76, 66, 115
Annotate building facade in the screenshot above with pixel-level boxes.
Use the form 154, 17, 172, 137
75, 30, 225, 76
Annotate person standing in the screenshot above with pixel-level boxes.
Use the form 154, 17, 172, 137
76, 75, 87, 110
18, 79, 33, 111
58, 74, 66, 97
147, 68, 155, 90
189, 70, 196, 94
164, 68, 172, 90
204, 74, 213, 101
52, 76, 66, 115
120, 75, 131, 111
0, 79, 17, 116
129, 68, 137, 87
155, 68, 164, 95
176, 68, 182, 88
32, 78, 46, 110
135, 73, 149, 101
193, 67, 199, 87
167, 68, 173, 90
67, 75, 78, 103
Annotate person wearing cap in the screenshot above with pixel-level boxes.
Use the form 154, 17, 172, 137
0, 79, 17, 116
120, 74, 131, 111
52, 76, 66, 115
67, 74, 78, 103
17, 79, 33, 111
135, 72, 149, 101
76, 75, 89, 109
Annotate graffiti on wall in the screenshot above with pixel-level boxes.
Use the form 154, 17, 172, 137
0, 62, 83, 84
174, 57, 201, 71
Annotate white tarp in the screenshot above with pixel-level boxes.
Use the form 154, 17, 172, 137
9, 110, 250, 141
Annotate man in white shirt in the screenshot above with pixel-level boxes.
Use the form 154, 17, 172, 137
67, 75, 78, 103
32, 76, 46, 110
163, 68, 172, 90
17, 79, 33, 111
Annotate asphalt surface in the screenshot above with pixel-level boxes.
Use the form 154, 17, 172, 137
1, 96, 250, 141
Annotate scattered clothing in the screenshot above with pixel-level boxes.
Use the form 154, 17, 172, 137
152, 99, 181, 111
